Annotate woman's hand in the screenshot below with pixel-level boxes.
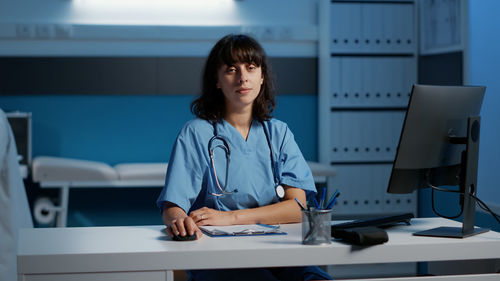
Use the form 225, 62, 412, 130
166, 216, 203, 239
190, 207, 236, 226
163, 203, 203, 239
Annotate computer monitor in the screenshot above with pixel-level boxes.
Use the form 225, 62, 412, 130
387, 84, 488, 238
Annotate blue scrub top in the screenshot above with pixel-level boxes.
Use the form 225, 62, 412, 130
155, 118, 333, 281
156, 118, 316, 214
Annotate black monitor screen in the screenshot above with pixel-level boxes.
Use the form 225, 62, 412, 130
388, 84, 485, 194
387, 84, 487, 238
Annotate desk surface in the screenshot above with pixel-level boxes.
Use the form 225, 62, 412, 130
18, 218, 500, 275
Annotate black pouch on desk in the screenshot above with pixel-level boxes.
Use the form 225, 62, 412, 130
332, 226, 388, 246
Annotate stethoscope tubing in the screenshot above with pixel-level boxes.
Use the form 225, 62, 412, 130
208, 120, 282, 198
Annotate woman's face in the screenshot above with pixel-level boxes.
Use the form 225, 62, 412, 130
216, 62, 264, 113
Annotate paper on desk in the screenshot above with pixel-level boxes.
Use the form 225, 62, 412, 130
200, 224, 286, 237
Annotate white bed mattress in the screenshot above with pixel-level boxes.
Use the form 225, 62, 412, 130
32, 156, 167, 183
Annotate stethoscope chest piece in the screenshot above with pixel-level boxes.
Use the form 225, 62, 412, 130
276, 184, 285, 199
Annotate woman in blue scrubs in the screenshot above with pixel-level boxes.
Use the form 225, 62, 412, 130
156, 34, 332, 281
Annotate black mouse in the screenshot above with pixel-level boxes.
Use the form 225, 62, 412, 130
172, 233, 197, 241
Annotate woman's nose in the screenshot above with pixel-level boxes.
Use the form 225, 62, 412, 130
238, 69, 248, 83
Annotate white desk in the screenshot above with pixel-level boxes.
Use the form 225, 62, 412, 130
17, 218, 500, 281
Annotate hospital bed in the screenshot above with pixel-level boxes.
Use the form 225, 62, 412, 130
31, 156, 336, 227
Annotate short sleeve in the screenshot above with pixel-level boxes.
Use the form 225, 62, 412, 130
156, 125, 205, 213
275, 123, 317, 197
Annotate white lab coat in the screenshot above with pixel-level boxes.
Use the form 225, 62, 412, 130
0, 109, 33, 281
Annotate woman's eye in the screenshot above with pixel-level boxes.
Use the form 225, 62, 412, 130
227, 67, 236, 73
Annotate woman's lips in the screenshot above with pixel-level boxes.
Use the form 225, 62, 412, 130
237, 88, 252, 94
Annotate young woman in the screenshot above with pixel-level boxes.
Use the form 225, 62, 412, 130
156, 34, 331, 281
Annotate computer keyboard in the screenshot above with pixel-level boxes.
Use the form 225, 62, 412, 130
331, 213, 414, 232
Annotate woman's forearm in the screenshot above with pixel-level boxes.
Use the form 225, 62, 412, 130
231, 186, 306, 225
189, 187, 308, 226
232, 199, 302, 225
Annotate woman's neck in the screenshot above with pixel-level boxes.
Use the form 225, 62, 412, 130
224, 111, 253, 140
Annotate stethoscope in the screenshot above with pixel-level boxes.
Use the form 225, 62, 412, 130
208, 120, 285, 199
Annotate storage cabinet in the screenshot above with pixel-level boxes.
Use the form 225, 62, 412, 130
318, 0, 418, 219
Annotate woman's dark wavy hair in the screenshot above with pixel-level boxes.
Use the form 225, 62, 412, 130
191, 34, 276, 122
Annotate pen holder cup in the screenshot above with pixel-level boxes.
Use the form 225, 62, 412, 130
301, 209, 332, 245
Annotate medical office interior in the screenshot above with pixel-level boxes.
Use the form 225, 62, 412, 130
1, 0, 500, 279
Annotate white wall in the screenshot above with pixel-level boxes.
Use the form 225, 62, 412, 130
469, 0, 500, 210
0, 0, 319, 57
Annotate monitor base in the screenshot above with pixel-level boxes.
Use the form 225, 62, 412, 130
413, 226, 489, 238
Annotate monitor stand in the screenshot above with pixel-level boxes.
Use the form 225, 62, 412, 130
414, 116, 489, 238
413, 226, 489, 238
